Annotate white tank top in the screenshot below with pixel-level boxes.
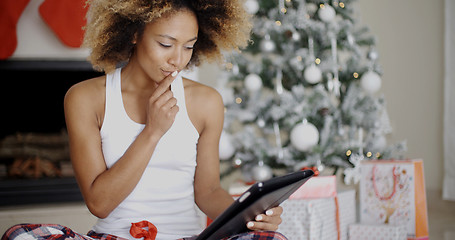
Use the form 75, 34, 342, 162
92, 68, 202, 239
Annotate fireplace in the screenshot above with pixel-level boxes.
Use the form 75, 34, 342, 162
0, 60, 103, 206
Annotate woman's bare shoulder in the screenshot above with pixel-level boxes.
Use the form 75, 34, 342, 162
183, 78, 224, 134
183, 78, 223, 110
64, 75, 106, 127
65, 75, 106, 105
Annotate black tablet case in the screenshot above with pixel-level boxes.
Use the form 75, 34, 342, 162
195, 169, 314, 240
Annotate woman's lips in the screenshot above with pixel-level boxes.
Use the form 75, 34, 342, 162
162, 69, 177, 76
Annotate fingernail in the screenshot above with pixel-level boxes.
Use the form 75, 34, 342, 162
266, 210, 274, 216
171, 71, 178, 77
256, 215, 263, 221
247, 222, 254, 228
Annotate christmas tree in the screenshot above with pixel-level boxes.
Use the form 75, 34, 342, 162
217, 0, 406, 184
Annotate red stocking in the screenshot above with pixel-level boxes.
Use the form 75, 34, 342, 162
0, 0, 30, 59
38, 0, 88, 48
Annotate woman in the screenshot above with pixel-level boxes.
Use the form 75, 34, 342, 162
6, 0, 285, 240
2, 0, 286, 239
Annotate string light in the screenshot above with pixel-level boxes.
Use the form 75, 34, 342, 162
235, 97, 243, 104
375, 152, 381, 158
366, 152, 372, 158
281, 8, 287, 13
320, 4, 325, 9
339, 2, 345, 8
353, 72, 359, 78
275, 21, 282, 26
346, 149, 352, 156
315, 58, 321, 64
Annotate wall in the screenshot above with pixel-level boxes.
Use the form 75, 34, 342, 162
354, 0, 444, 191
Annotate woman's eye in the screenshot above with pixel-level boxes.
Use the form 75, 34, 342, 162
159, 42, 172, 48
185, 45, 195, 50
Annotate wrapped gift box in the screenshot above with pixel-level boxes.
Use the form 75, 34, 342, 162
278, 189, 356, 240
289, 175, 337, 199
349, 223, 407, 240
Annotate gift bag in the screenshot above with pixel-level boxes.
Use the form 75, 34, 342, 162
359, 159, 429, 240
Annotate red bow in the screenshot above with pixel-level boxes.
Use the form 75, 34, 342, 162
301, 166, 320, 176
130, 221, 158, 240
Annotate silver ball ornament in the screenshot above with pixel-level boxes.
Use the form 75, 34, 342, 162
252, 163, 273, 181
245, 73, 263, 92
304, 64, 322, 84
260, 36, 276, 53
219, 131, 236, 160
292, 31, 301, 42
257, 118, 266, 128
360, 71, 382, 94
318, 4, 336, 22
290, 122, 320, 152
306, 3, 318, 16
367, 50, 379, 61
244, 0, 259, 15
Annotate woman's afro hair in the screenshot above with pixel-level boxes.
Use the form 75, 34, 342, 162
83, 0, 252, 73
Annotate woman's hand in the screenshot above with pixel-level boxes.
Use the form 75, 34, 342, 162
145, 71, 179, 138
246, 206, 283, 231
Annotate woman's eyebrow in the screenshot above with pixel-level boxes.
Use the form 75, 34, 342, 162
158, 34, 198, 43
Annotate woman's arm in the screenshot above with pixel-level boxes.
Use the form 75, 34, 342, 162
64, 74, 178, 218
186, 81, 234, 219
186, 80, 282, 231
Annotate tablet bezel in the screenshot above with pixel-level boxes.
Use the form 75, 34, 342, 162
195, 169, 314, 240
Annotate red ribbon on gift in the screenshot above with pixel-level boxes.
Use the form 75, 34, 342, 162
301, 166, 320, 176
130, 221, 157, 240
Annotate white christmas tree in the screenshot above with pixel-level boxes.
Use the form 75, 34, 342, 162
218, 0, 406, 183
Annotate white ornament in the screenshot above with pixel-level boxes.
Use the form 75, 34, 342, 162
260, 35, 276, 53
306, 3, 318, 16
318, 4, 336, 22
304, 64, 322, 84
367, 50, 379, 61
360, 71, 382, 94
257, 118, 266, 128
290, 122, 320, 151
219, 131, 235, 160
252, 162, 273, 181
244, 0, 259, 15
292, 31, 301, 42
245, 73, 263, 92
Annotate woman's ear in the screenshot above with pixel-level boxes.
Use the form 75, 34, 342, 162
132, 32, 138, 44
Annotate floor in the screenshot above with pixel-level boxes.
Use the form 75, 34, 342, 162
427, 190, 455, 240
0, 190, 454, 239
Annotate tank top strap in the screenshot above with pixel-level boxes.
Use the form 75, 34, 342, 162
170, 74, 187, 115
101, 68, 129, 133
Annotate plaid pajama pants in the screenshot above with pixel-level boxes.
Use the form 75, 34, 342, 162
1, 224, 287, 240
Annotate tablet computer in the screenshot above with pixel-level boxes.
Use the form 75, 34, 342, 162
195, 169, 314, 240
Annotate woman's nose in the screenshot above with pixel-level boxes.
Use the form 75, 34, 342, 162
168, 48, 182, 67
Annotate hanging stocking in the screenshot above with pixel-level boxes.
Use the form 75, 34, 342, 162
38, 0, 87, 48
0, 0, 31, 59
